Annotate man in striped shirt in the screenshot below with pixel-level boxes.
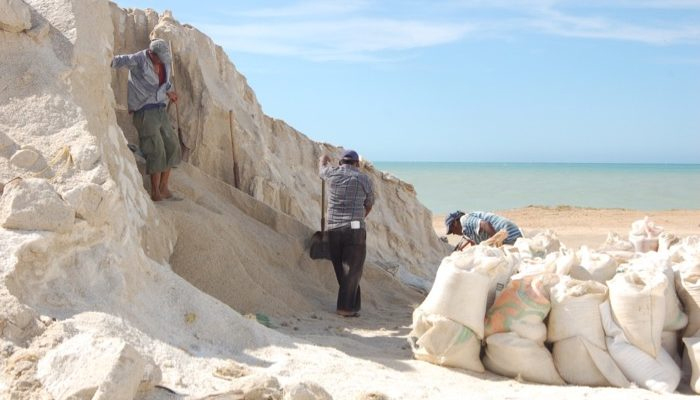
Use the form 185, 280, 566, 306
445, 211, 522, 249
319, 150, 374, 317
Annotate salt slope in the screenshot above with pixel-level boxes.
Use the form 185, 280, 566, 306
0, 2, 477, 398
0, 0, 343, 398
0, 0, 437, 397
158, 162, 420, 318
1, 2, 692, 400
110, 6, 448, 291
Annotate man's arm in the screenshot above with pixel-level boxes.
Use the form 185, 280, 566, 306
318, 154, 331, 178
111, 52, 141, 69
319, 154, 331, 168
363, 175, 374, 217
479, 220, 497, 238
455, 237, 475, 251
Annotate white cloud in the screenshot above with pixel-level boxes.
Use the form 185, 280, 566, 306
206, 0, 700, 61
202, 19, 474, 61
230, 0, 371, 18
580, 0, 700, 9
448, 1, 700, 45
448, 0, 700, 10
526, 8, 700, 45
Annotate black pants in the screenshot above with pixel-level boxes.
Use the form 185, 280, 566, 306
328, 227, 366, 313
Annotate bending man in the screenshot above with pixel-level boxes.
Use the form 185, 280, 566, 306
319, 150, 374, 317
445, 211, 522, 250
112, 39, 180, 201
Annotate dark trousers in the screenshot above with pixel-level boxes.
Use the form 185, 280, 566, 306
328, 227, 366, 313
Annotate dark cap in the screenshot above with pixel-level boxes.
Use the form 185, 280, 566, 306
445, 211, 465, 234
341, 149, 359, 162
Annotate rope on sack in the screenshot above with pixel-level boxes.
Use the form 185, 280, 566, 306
1, 146, 74, 194
30, 146, 73, 179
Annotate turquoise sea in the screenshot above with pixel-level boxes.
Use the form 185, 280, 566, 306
373, 162, 700, 214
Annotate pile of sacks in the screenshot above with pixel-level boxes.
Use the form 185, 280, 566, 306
409, 218, 700, 394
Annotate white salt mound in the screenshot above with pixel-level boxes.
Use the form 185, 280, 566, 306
1, 1, 699, 399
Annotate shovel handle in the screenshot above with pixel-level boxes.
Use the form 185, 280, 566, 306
321, 179, 325, 232
229, 110, 240, 189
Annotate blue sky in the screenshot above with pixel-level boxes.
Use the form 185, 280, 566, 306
119, 1, 700, 163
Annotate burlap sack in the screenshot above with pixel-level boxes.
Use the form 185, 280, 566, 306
409, 308, 484, 373
600, 301, 680, 393
607, 270, 666, 358
483, 332, 565, 385
485, 273, 559, 342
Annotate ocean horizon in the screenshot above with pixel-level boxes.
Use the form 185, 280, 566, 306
373, 162, 700, 214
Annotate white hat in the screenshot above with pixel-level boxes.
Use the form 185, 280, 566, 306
149, 39, 171, 64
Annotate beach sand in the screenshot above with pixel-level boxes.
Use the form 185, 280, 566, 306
263, 206, 699, 398
160, 164, 700, 398
259, 207, 700, 398
162, 166, 700, 399
433, 206, 700, 250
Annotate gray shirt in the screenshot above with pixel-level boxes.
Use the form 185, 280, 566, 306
111, 50, 172, 112
320, 164, 375, 230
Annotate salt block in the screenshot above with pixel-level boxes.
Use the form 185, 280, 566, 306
0, 0, 32, 33
0, 178, 74, 232
10, 149, 40, 169
36, 334, 159, 400
283, 381, 332, 400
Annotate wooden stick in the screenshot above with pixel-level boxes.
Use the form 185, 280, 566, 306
168, 41, 189, 160
321, 179, 325, 232
228, 110, 241, 189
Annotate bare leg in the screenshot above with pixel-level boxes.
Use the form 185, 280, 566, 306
159, 169, 172, 199
150, 172, 163, 201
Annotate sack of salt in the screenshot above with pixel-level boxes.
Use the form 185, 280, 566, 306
598, 232, 637, 265
408, 246, 516, 373
548, 278, 629, 387
607, 270, 666, 358
482, 273, 565, 385
600, 301, 680, 393
570, 246, 618, 283
629, 217, 663, 253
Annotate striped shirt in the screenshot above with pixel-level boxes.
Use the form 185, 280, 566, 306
111, 50, 172, 112
320, 164, 374, 230
460, 212, 522, 245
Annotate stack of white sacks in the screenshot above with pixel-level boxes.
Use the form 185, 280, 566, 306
409, 218, 700, 394
409, 246, 518, 372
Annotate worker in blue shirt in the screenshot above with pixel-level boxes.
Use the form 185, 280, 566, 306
445, 211, 522, 249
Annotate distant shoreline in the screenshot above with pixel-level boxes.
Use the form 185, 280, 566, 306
373, 162, 700, 213
488, 204, 698, 212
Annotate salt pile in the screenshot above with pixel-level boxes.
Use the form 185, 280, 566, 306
1, 1, 698, 399
0, 1, 441, 397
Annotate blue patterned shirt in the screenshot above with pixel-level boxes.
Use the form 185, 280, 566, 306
320, 164, 374, 230
460, 212, 522, 245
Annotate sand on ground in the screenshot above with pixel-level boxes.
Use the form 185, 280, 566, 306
257, 207, 700, 398
433, 206, 700, 250
164, 166, 700, 399
158, 165, 700, 399
252, 206, 700, 399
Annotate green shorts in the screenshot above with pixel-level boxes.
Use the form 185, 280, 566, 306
132, 106, 181, 174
